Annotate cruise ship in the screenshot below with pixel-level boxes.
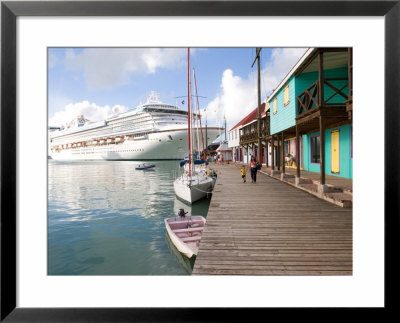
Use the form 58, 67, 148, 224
49, 93, 223, 161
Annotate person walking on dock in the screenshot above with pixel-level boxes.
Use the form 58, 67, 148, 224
240, 165, 247, 182
250, 156, 258, 183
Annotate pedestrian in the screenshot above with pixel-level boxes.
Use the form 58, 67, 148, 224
240, 165, 247, 182
250, 156, 258, 183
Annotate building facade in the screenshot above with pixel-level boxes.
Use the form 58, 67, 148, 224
267, 47, 353, 185
228, 103, 271, 165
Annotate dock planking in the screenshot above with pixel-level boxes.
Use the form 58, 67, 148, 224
192, 163, 352, 275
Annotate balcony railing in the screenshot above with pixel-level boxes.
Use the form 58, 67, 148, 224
297, 81, 319, 115
239, 127, 268, 145
297, 78, 349, 116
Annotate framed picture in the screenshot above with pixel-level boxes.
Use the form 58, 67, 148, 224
1, 0, 398, 321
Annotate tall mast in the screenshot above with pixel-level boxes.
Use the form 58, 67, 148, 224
187, 48, 192, 176
192, 68, 200, 157
193, 68, 205, 157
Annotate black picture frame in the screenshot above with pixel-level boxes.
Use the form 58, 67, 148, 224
1, 1, 399, 321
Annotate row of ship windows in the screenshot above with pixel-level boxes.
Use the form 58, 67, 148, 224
53, 129, 148, 144
110, 119, 152, 128
53, 122, 152, 143
108, 115, 149, 124
72, 149, 145, 154
53, 115, 184, 143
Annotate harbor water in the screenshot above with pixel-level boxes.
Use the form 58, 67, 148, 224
48, 160, 211, 275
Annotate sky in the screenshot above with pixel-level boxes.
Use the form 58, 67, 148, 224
48, 47, 307, 132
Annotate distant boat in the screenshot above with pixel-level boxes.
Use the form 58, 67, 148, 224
135, 163, 155, 170
164, 209, 206, 258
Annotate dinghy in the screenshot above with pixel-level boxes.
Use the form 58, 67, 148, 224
164, 209, 206, 258
135, 163, 155, 170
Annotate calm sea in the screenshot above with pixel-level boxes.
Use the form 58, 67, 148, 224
48, 160, 210, 275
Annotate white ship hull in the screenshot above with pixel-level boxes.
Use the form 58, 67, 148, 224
50, 128, 221, 161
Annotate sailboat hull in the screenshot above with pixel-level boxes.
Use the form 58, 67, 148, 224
173, 175, 213, 204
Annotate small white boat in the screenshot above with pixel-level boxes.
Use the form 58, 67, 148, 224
174, 172, 214, 204
135, 163, 155, 170
165, 210, 206, 258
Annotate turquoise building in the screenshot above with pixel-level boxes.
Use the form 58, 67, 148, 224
267, 48, 353, 183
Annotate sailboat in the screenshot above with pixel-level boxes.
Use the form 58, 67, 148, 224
179, 69, 207, 172
173, 48, 214, 204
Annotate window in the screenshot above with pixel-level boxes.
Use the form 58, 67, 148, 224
284, 84, 290, 106
310, 135, 320, 163
273, 98, 277, 115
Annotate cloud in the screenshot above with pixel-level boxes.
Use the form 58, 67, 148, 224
49, 101, 128, 127
206, 69, 257, 128
65, 48, 187, 91
206, 48, 308, 129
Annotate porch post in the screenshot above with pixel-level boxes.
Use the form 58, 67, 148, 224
277, 135, 280, 171
296, 125, 300, 178
266, 139, 269, 168
319, 116, 325, 185
348, 47, 353, 100
282, 132, 285, 173
271, 136, 275, 170
318, 50, 324, 106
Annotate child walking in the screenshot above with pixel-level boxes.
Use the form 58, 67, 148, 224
240, 165, 247, 182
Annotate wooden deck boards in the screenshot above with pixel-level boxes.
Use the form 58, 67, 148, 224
192, 163, 352, 276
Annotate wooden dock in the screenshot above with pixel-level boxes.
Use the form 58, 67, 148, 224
192, 163, 352, 275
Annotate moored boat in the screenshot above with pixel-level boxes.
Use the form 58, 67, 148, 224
164, 210, 206, 258
135, 163, 155, 170
173, 48, 215, 204
174, 173, 213, 204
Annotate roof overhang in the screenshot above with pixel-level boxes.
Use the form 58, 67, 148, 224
267, 48, 314, 103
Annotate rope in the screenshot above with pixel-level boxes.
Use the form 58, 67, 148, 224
189, 184, 214, 196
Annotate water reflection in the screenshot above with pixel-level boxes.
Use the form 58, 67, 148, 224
165, 233, 195, 274
48, 160, 209, 275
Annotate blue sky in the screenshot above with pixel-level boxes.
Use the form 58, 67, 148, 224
48, 47, 307, 130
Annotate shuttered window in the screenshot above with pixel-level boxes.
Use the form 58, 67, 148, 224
273, 98, 277, 115
284, 84, 290, 106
